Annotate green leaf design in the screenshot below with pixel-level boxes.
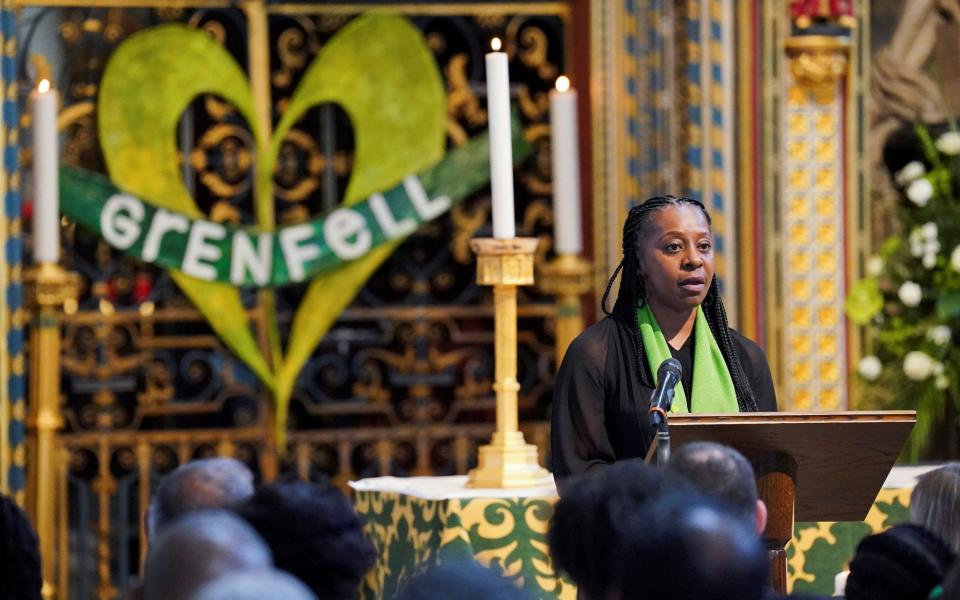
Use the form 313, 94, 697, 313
97, 24, 273, 387
271, 14, 446, 444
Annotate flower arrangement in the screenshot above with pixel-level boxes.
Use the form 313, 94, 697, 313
846, 126, 960, 459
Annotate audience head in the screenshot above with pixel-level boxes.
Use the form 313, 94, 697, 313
668, 441, 767, 535
141, 510, 272, 600
194, 570, 318, 600
616, 493, 768, 600
845, 523, 956, 600
910, 463, 960, 553
146, 457, 254, 541
548, 460, 693, 600
934, 556, 960, 599
234, 477, 376, 600
396, 561, 527, 600
0, 495, 42, 600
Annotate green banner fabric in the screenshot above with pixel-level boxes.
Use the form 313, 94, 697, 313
354, 490, 575, 600
61, 128, 528, 287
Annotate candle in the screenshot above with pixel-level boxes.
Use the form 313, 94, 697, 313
485, 37, 516, 239
31, 79, 59, 264
550, 75, 582, 255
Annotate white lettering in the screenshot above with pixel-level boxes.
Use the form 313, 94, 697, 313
230, 231, 273, 286
100, 194, 144, 250
141, 209, 189, 262
404, 176, 451, 221
369, 192, 416, 239
279, 224, 321, 282
182, 221, 226, 281
324, 207, 372, 261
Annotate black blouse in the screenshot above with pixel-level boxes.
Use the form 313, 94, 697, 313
550, 307, 778, 484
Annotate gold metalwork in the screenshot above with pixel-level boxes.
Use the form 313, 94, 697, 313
785, 35, 850, 99
537, 254, 592, 365
467, 238, 550, 488
23, 263, 79, 600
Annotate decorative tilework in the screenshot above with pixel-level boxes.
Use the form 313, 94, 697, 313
609, 0, 738, 310
683, 0, 737, 306
781, 81, 847, 412
0, 2, 23, 501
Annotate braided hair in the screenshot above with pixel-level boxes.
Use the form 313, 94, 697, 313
600, 195, 759, 412
0, 494, 42, 600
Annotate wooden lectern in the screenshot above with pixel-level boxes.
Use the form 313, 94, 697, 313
661, 411, 915, 594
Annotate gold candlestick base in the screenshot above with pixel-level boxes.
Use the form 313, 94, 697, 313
467, 238, 551, 488
24, 262, 79, 600
538, 254, 592, 365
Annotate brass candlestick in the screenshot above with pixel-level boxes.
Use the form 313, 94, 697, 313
468, 238, 551, 488
24, 262, 78, 600
538, 253, 592, 365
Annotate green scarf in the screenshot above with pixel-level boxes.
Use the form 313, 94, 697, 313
636, 303, 739, 414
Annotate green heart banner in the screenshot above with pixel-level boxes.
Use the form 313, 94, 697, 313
94, 15, 535, 444
60, 125, 529, 287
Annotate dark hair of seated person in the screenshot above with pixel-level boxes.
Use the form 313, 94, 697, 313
613, 492, 769, 600
0, 495, 42, 600
395, 561, 528, 600
548, 460, 698, 600
844, 523, 956, 600
234, 477, 376, 600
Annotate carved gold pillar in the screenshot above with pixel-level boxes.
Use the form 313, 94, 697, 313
780, 35, 851, 411
468, 238, 551, 488
24, 263, 78, 600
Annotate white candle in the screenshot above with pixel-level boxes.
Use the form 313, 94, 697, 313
31, 79, 59, 264
549, 76, 582, 255
485, 38, 515, 239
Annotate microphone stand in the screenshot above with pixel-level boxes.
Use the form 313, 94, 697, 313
643, 388, 674, 468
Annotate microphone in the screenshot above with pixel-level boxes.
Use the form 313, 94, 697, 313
648, 358, 682, 429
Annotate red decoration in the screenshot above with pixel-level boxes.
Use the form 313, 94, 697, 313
133, 273, 152, 304
790, 0, 855, 29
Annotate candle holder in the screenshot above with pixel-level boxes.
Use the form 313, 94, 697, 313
467, 237, 551, 488
538, 254, 592, 365
23, 262, 79, 600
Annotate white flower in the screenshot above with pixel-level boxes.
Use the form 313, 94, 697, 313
907, 178, 934, 206
921, 222, 939, 240
936, 131, 960, 155
923, 252, 937, 269
936, 374, 951, 390
898, 281, 922, 307
952, 246, 960, 272
904, 351, 935, 381
857, 356, 882, 381
928, 325, 952, 345
866, 256, 884, 277
924, 239, 941, 255
896, 160, 926, 185
910, 228, 925, 257
933, 361, 945, 376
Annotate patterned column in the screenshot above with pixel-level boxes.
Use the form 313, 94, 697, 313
593, 0, 738, 309
0, 0, 25, 501
780, 36, 851, 411
682, 0, 738, 311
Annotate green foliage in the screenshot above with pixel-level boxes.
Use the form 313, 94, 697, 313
846, 124, 960, 458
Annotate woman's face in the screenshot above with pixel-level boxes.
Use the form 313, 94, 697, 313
636, 204, 715, 312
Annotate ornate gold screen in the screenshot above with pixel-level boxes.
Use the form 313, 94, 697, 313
12, 3, 570, 597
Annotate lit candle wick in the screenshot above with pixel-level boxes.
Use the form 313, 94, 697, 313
491, 37, 502, 52
38, 78, 50, 94
555, 75, 570, 93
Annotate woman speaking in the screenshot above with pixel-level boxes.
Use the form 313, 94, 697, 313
551, 195, 777, 481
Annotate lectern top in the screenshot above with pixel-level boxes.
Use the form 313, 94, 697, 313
664, 411, 916, 521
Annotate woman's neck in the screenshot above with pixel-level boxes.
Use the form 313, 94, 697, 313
648, 301, 697, 350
